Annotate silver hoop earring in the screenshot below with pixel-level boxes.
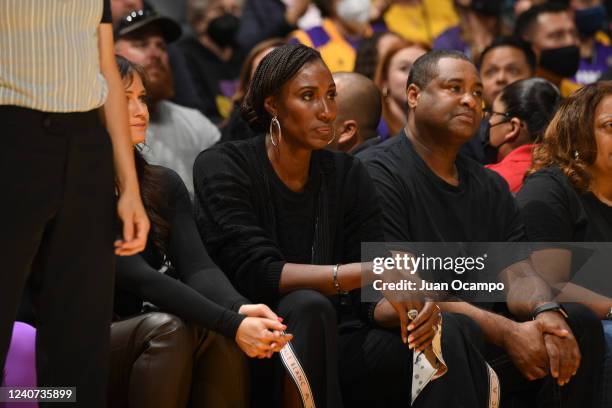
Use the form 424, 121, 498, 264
327, 127, 336, 145
269, 115, 282, 147
574, 150, 580, 160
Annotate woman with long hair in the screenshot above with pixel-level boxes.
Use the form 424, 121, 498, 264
517, 82, 612, 406
108, 55, 292, 408
484, 78, 560, 192
373, 41, 428, 138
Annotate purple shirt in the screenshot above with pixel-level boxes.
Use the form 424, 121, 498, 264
573, 40, 612, 84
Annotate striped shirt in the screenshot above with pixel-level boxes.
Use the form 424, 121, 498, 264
0, 0, 112, 112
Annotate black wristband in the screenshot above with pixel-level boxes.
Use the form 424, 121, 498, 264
532, 302, 569, 320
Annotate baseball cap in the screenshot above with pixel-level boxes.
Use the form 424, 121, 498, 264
114, 8, 182, 43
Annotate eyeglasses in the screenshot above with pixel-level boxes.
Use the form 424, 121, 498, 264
483, 108, 512, 127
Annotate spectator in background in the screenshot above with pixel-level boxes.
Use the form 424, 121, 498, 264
289, 0, 384, 72
381, 0, 459, 46
515, 2, 581, 97
115, 11, 220, 196
236, 0, 312, 52
331, 72, 382, 154
460, 36, 536, 165
480, 36, 536, 108
220, 38, 286, 144
374, 41, 428, 138
433, 0, 502, 63
111, 1, 207, 114
180, 0, 246, 123
485, 78, 560, 193
354, 30, 405, 79
571, 0, 612, 84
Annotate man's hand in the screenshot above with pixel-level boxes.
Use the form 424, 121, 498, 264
502, 320, 550, 381
536, 311, 581, 386
114, 189, 149, 256
388, 299, 440, 350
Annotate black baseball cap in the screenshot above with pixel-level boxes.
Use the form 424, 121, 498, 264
114, 8, 182, 43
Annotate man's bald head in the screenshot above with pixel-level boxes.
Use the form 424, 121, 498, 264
332, 72, 382, 152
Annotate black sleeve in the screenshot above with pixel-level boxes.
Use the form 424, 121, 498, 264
163, 168, 250, 312
341, 158, 386, 261
363, 157, 413, 242
101, 0, 112, 23
516, 170, 575, 242
193, 148, 287, 304
338, 158, 389, 326
115, 255, 245, 339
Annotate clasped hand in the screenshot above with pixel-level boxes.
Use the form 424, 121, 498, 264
504, 311, 580, 386
235, 304, 293, 359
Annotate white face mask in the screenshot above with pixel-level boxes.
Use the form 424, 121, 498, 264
336, 0, 371, 24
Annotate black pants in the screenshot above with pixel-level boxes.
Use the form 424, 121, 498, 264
487, 303, 604, 408
250, 289, 343, 408
0, 106, 116, 407
339, 313, 492, 408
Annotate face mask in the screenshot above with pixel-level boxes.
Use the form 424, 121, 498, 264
207, 13, 240, 47
539, 45, 581, 78
482, 118, 512, 163
336, 0, 371, 24
575, 5, 606, 38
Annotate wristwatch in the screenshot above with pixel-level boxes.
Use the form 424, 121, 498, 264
532, 302, 569, 320
605, 307, 612, 320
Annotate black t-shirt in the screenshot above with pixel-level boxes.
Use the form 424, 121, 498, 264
358, 130, 525, 243
517, 166, 612, 242
263, 151, 319, 264
358, 130, 526, 304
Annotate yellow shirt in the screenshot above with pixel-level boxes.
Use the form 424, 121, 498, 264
290, 19, 373, 73
383, 0, 458, 46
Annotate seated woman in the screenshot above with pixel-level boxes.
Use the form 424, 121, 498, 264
108, 55, 292, 408
485, 78, 560, 193
194, 44, 496, 408
516, 81, 612, 407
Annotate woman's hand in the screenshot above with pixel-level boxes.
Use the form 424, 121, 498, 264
114, 189, 149, 256
239, 303, 280, 321
235, 317, 293, 358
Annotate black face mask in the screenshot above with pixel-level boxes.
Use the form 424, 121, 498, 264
207, 14, 240, 47
482, 119, 512, 163
539, 45, 581, 78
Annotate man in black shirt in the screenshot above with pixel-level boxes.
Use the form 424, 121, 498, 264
359, 50, 603, 407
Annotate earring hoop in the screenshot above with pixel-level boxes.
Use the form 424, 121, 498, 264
269, 115, 282, 147
327, 127, 336, 145
574, 150, 580, 160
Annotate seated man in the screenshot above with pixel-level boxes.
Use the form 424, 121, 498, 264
331, 72, 382, 154
115, 10, 220, 196
358, 50, 604, 407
